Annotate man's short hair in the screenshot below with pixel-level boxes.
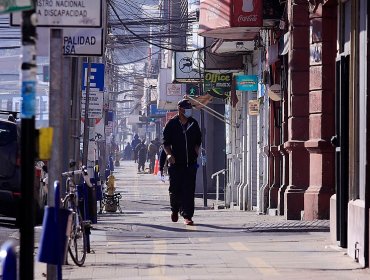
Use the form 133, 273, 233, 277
177, 99, 192, 109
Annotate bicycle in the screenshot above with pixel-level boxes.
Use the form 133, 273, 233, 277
61, 165, 91, 266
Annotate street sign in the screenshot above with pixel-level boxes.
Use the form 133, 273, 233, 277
63, 28, 103, 56
11, 0, 102, 27
81, 89, 103, 118
82, 63, 105, 91
0, 0, 32, 14
174, 51, 204, 82
150, 104, 167, 117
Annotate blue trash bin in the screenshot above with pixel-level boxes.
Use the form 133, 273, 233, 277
38, 182, 72, 266
1, 241, 17, 280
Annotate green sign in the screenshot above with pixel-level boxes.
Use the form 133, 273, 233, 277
204, 72, 232, 99
0, 0, 33, 14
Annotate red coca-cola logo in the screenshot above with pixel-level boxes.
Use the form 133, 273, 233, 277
237, 14, 258, 22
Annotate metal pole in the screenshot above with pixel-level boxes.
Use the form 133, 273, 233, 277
20, 4, 36, 279
69, 57, 82, 165
200, 109, 208, 207
47, 28, 64, 280
61, 57, 72, 194
82, 59, 92, 167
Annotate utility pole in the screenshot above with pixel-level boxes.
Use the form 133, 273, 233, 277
20, 3, 36, 279
82, 59, 92, 167
47, 28, 64, 280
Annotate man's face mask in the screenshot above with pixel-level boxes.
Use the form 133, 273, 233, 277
184, 108, 192, 118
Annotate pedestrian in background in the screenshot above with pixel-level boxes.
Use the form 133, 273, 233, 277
131, 134, 141, 162
148, 139, 159, 174
124, 142, 133, 160
135, 139, 147, 173
162, 99, 202, 225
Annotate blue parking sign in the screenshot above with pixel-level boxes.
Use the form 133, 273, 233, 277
82, 63, 105, 91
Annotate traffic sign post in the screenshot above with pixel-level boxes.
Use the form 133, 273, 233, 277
20, 3, 37, 280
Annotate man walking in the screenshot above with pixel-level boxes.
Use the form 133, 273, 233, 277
162, 99, 202, 225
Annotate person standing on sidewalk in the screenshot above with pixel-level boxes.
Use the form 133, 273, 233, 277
131, 134, 141, 162
135, 139, 147, 173
148, 139, 159, 174
162, 99, 202, 225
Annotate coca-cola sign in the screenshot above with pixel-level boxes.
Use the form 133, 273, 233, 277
232, 0, 262, 27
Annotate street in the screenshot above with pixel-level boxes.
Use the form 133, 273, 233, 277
27, 161, 369, 279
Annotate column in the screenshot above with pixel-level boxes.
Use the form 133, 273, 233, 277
284, 0, 310, 220
304, 2, 336, 220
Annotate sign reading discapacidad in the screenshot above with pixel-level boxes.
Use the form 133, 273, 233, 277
63, 28, 103, 56
11, 0, 102, 27
204, 72, 232, 99
235, 75, 258, 91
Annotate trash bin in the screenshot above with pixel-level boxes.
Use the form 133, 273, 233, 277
88, 179, 97, 224
38, 182, 72, 266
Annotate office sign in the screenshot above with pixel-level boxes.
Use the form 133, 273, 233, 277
11, 0, 102, 27
235, 75, 258, 91
63, 28, 103, 56
204, 72, 232, 99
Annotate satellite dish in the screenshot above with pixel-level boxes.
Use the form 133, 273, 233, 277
268, 84, 282, 101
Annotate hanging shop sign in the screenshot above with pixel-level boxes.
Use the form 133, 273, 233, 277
267, 84, 282, 101
173, 51, 204, 82
149, 104, 167, 117
248, 99, 259, 115
204, 72, 232, 99
198, 0, 262, 40
235, 75, 258, 91
232, 0, 263, 27
166, 83, 182, 96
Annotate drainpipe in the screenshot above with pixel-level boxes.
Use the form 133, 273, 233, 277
242, 54, 253, 210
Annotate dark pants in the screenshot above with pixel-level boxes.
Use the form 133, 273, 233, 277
138, 160, 145, 172
149, 156, 155, 173
168, 164, 197, 219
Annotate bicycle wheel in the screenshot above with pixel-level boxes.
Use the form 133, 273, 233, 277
64, 196, 87, 266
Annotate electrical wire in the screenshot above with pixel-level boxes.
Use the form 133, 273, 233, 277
108, 0, 211, 52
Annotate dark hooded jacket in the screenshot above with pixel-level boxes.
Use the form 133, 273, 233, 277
162, 115, 202, 167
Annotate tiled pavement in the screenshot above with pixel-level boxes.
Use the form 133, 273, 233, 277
31, 161, 369, 280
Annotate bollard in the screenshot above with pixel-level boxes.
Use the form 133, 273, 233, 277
38, 181, 72, 280
87, 179, 97, 224
0, 241, 17, 280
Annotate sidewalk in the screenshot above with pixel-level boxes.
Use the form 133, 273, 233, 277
34, 161, 369, 280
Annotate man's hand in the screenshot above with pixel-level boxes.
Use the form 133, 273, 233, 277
167, 154, 175, 164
